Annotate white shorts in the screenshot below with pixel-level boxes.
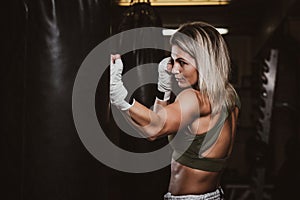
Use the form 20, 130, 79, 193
164, 187, 224, 200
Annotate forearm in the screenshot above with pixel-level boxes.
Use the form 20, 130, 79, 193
110, 55, 173, 139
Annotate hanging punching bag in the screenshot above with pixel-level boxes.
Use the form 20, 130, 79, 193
117, 0, 168, 152
111, 2, 171, 200
22, 0, 114, 199
1, 1, 27, 199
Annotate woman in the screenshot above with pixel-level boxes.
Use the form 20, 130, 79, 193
110, 21, 240, 199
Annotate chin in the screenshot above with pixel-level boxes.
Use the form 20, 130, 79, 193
178, 82, 190, 88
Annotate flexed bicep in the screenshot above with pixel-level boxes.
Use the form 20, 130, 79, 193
147, 88, 206, 138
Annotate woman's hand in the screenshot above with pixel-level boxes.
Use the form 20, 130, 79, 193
110, 54, 132, 110
157, 57, 173, 101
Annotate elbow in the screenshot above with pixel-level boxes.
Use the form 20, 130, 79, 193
143, 121, 170, 141
145, 126, 169, 141
145, 128, 170, 141
140, 125, 160, 141
147, 136, 157, 141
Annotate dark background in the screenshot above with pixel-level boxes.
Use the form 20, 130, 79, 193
2, 0, 300, 199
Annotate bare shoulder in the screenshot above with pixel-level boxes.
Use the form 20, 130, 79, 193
175, 88, 211, 116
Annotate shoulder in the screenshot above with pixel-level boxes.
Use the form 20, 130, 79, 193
175, 88, 211, 116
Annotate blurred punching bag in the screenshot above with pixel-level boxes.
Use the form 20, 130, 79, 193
111, 2, 171, 200
22, 1, 112, 199
117, 1, 167, 152
119, 1, 163, 105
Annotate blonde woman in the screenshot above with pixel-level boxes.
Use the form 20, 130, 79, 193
110, 21, 240, 200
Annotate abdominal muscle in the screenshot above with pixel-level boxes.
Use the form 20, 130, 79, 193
168, 159, 222, 195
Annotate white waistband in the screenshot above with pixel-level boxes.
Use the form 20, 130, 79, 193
164, 187, 224, 200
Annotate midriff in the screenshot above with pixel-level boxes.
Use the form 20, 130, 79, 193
168, 159, 222, 195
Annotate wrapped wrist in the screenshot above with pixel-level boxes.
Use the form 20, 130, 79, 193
156, 91, 171, 101
111, 96, 135, 111
118, 99, 134, 111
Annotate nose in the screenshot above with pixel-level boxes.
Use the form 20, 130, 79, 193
171, 62, 181, 74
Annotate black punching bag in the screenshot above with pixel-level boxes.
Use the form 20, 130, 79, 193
117, 1, 168, 152
112, 2, 171, 200
2, 1, 27, 199
22, 1, 113, 199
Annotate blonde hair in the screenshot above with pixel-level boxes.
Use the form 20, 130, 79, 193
170, 21, 238, 115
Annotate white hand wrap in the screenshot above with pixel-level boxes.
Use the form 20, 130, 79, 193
110, 58, 132, 110
157, 57, 172, 101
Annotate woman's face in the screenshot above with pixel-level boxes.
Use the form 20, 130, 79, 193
170, 45, 198, 88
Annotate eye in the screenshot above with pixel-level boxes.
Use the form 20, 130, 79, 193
179, 60, 187, 66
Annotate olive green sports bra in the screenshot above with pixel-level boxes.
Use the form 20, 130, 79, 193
168, 99, 241, 172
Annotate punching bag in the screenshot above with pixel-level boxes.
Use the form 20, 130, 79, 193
110, 1, 171, 200
20, 0, 113, 199
2, 1, 27, 199
119, 1, 164, 105
117, 1, 167, 153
